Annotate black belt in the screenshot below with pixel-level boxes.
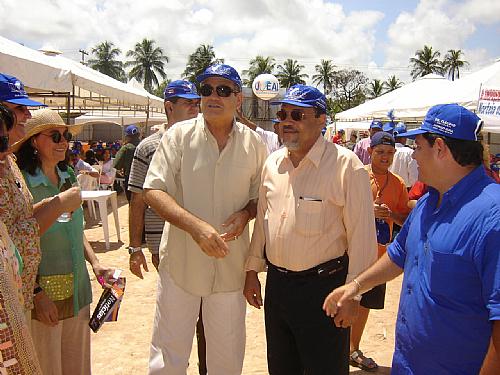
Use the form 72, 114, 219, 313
267, 252, 347, 278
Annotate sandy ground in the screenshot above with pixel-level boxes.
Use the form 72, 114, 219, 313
85, 194, 401, 374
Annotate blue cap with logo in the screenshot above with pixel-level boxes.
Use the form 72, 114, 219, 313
271, 84, 326, 113
370, 120, 383, 130
164, 80, 201, 100
393, 122, 407, 137
0, 73, 46, 107
370, 131, 395, 148
398, 104, 483, 141
125, 125, 139, 136
196, 64, 242, 88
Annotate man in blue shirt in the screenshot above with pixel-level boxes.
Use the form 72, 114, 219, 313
323, 103, 500, 374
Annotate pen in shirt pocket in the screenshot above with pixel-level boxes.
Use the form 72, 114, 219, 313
299, 196, 323, 202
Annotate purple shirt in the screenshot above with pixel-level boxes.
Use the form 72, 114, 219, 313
353, 137, 371, 165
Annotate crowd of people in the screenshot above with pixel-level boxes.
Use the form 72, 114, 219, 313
0, 63, 499, 375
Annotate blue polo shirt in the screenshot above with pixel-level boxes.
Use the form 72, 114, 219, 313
387, 166, 500, 375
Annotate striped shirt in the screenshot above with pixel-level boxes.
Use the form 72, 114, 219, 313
128, 125, 167, 254
246, 136, 378, 283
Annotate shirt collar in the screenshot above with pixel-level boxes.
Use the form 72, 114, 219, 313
283, 135, 325, 169
429, 166, 486, 209
25, 166, 70, 188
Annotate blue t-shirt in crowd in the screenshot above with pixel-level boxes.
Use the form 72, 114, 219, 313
387, 166, 500, 375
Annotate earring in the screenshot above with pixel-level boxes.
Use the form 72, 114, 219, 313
33, 149, 38, 155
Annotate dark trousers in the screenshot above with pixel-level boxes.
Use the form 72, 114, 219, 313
264, 255, 350, 375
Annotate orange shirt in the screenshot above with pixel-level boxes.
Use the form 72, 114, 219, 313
366, 166, 410, 257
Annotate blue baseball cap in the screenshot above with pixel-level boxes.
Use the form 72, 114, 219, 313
398, 104, 483, 141
382, 121, 395, 133
196, 64, 242, 88
271, 84, 326, 113
370, 120, 383, 130
370, 131, 395, 148
125, 125, 139, 136
271, 118, 280, 124
0, 73, 46, 107
164, 80, 201, 100
393, 122, 407, 136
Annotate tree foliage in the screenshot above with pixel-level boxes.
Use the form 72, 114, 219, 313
88, 41, 126, 82
125, 38, 168, 93
182, 44, 224, 84
409, 45, 444, 80
330, 69, 368, 112
385, 75, 404, 92
312, 59, 336, 94
276, 59, 309, 88
367, 79, 386, 99
242, 55, 276, 86
443, 49, 469, 81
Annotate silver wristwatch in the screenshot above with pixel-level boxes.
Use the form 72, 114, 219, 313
128, 246, 142, 255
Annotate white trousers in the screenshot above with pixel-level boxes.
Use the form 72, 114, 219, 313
149, 271, 246, 375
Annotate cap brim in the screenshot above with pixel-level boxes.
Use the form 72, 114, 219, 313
269, 99, 313, 108
4, 98, 47, 107
196, 73, 241, 87
396, 128, 429, 139
370, 125, 383, 130
173, 93, 201, 99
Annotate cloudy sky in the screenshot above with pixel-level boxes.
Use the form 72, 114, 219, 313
1, 0, 499, 85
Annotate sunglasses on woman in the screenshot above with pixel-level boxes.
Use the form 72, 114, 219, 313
276, 109, 307, 122
40, 130, 73, 143
200, 84, 240, 98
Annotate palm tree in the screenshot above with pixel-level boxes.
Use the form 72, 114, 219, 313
385, 75, 403, 92
409, 45, 444, 80
125, 38, 168, 93
276, 59, 309, 88
443, 49, 469, 81
312, 59, 336, 94
182, 44, 224, 84
367, 79, 386, 99
242, 55, 276, 86
87, 41, 126, 81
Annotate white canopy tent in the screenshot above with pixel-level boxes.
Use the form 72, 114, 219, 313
336, 74, 456, 121
0, 36, 165, 118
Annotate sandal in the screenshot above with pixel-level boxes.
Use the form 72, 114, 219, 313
349, 350, 378, 372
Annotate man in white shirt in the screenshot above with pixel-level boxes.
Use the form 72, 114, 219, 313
389, 122, 418, 189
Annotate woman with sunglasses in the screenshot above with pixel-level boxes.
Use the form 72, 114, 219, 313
14, 108, 115, 375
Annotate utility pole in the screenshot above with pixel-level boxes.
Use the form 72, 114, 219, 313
79, 49, 88, 64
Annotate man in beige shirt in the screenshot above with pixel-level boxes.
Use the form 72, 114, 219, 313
244, 84, 377, 375
143, 64, 268, 375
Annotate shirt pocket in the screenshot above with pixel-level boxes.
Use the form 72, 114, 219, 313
295, 199, 324, 237
427, 249, 479, 304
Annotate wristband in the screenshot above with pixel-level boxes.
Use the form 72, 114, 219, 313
128, 246, 142, 255
352, 278, 362, 293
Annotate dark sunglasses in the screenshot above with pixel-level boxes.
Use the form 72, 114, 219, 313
40, 130, 73, 143
200, 84, 239, 98
276, 109, 306, 122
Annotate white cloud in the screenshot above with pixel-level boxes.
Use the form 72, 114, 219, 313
0, 0, 497, 88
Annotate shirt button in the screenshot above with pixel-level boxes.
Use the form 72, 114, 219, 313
407, 287, 412, 294
281, 211, 287, 218
401, 316, 407, 323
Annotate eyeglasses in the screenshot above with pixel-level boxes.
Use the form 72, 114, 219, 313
276, 109, 306, 122
200, 84, 240, 98
40, 130, 72, 143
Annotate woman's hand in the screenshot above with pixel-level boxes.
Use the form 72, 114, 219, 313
33, 291, 59, 327
92, 263, 117, 288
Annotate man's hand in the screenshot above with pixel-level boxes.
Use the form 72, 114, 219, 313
323, 282, 360, 320
33, 292, 59, 327
220, 210, 250, 242
58, 186, 82, 212
191, 221, 229, 258
152, 254, 160, 271
243, 271, 263, 309
129, 251, 149, 279
374, 202, 391, 220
